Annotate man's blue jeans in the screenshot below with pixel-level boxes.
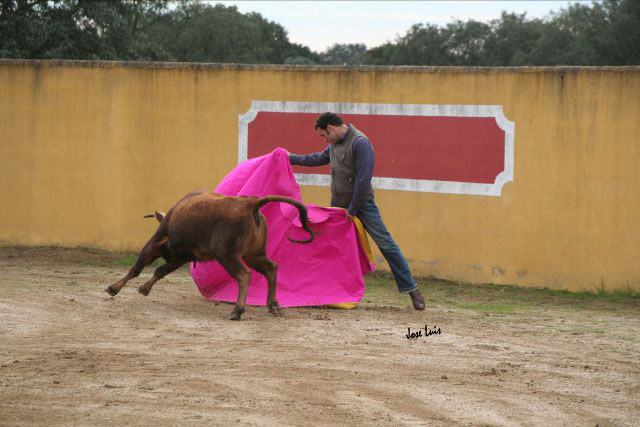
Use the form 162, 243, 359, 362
356, 198, 418, 293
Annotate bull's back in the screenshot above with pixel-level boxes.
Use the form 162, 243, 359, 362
166, 193, 261, 256
170, 194, 257, 222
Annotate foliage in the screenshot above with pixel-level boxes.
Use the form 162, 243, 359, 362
0, 0, 317, 63
159, 2, 289, 63
363, 1, 639, 66
320, 43, 368, 65
1, 0, 638, 65
364, 0, 640, 66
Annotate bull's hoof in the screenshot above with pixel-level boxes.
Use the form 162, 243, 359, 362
105, 285, 119, 296
268, 304, 283, 317
229, 307, 245, 321
138, 286, 150, 296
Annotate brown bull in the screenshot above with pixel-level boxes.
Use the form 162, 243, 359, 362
105, 190, 314, 320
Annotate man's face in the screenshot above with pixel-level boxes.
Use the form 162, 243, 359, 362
316, 124, 341, 144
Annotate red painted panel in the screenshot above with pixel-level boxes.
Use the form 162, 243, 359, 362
247, 111, 505, 184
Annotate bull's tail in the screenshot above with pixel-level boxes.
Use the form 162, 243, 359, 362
256, 196, 314, 244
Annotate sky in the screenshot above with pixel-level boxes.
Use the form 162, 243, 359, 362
210, 1, 593, 52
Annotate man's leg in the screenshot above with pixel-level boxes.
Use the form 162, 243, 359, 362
356, 199, 425, 310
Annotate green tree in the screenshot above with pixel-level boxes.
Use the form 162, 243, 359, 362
72, 0, 172, 60
283, 43, 320, 64
364, 42, 397, 65
380, 23, 451, 65
0, 0, 171, 60
320, 43, 368, 65
599, 0, 640, 64
159, 3, 294, 64
442, 20, 492, 65
0, 0, 317, 64
0, 0, 93, 59
480, 13, 546, 66
541, 2, 607, 64
2, 0, 638, 66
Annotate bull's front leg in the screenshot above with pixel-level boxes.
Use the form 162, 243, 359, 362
105, 237, 166, 296
138, 261, 186, 296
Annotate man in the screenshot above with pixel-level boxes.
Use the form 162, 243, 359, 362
288, 112, 425, 310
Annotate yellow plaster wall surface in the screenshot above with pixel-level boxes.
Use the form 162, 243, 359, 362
2, 60, 639, 291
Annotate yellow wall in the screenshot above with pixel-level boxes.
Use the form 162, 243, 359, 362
2, 60, 639, 291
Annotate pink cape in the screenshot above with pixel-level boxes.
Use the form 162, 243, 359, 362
189, 148, 374, 307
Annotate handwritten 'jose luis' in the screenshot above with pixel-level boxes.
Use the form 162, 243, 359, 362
406, 325, 441, 339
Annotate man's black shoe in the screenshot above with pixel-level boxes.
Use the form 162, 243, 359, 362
409, 289, 425, 310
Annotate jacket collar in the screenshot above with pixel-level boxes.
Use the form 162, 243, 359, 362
337, 124, 354, 144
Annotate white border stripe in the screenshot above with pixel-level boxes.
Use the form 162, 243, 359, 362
239, 101, 515, 197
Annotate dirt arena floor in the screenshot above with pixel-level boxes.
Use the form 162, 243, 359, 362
1, 246, 639, 426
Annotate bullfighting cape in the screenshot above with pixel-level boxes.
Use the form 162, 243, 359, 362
189, 147, 375, 307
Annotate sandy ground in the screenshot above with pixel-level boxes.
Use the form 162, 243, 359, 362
0, 246, 639, 426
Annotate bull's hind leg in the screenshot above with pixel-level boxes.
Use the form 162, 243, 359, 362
244, 254, 281, 317
105, 237, 167, 296
138, 261, 186, 296
218, 257, 250, 321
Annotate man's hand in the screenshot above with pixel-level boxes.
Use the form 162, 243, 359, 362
284, 149, 296, 163
344, 209, 354, 222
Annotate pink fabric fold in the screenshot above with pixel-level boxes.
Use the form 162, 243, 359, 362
189, 147, 374, 307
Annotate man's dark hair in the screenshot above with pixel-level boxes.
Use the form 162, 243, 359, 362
315, 112, 343, 130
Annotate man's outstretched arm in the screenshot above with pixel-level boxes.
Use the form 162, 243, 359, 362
289, 146, 331, 166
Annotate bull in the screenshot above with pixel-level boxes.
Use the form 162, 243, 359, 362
105, 190, 313, 320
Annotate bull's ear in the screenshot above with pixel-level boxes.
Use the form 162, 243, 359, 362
155, 211, 166, 223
